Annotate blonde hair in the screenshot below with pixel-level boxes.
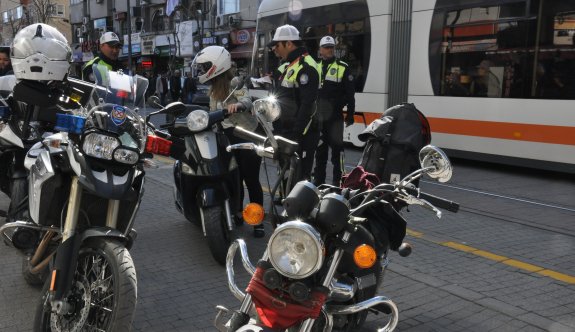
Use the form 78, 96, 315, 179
209, 69, 234, 102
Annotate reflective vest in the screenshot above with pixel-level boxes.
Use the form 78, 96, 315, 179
82, 57, 113, 82
280, 54, 321, 89
320, 60, 347, 86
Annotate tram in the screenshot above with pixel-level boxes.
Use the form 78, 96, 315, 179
251, 0, 575, 173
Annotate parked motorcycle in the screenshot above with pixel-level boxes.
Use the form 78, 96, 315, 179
147, 80, 250, 265
1, 75, 99, 285
0, 65, 155, 330
215, 98, 460, 331
0, 74, 29, 223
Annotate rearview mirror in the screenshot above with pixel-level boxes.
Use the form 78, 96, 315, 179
418, 145, 452, 183
147, 95, 162, 108
253, 97, 281, 123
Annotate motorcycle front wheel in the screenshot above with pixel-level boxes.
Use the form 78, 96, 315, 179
34, 238, 137, 332
203, 205, 232, 265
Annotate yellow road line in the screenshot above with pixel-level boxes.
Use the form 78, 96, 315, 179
406, 231, 575, 285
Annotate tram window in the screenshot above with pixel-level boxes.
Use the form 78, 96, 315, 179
430, 0, 575, 100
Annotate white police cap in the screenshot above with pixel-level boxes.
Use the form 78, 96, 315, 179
320, 36, 335, 47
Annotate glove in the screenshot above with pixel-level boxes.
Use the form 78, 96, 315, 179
345, 113, 355, 126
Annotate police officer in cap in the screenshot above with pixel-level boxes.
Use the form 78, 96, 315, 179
82, 31, 124, 82
268, 24, 321, 181
312, 35, 355, 186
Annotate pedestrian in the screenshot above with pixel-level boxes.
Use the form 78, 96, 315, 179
147, 72, 157, 99
156, 72, 168, 106
312, 35, 356, 186
268, 24, 321, 182
192, 45, 265, 237
182, 71, 197, 104
170, 69, 182, 102
0, 47, 13, 76
82, 31, 123, 82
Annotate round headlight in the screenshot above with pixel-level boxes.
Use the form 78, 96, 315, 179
268, 221, 324, 279
186, 110, 209, 132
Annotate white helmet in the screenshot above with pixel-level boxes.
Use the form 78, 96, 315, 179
10, 23, 71, 81
192, 45, 231, 84
267, 25, 301, 47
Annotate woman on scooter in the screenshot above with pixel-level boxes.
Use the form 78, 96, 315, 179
194, 46, 265, 238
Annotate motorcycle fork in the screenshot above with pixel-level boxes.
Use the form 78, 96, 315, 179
299, 231, 351, 332
48, 176, 83, 304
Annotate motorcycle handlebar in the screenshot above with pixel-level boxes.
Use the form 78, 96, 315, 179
405, 187, 459, 213
233, 127, 267, 145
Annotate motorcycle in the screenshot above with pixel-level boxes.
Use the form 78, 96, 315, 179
0, 64, 156, 331
215, 98, 460, 332
146, 79, 250, 265
0, 74, 29, 223
1, 75, 99, 285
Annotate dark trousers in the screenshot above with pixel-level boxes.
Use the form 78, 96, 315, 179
312, 98, 344, 185
313, 117, 344, 185
225, 128, 264, 207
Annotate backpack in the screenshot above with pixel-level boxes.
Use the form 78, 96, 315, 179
357, 103, 431, 186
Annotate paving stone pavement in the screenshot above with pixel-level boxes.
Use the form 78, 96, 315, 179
1, 152, 575, 331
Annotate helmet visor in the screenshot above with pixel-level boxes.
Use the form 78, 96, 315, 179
11, 37, 71, 61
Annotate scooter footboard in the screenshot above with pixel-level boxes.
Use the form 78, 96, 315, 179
325, 295, 399, 332
226, 239, 256, 302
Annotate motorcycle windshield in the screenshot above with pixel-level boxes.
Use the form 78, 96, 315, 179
84, 65, 149, 153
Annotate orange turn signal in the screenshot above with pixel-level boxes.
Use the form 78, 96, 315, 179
242, 203, 265, 225
353, 244, 377, 269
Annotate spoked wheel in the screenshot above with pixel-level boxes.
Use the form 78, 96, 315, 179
34, 238, 137, 332
203, 205, 232, 265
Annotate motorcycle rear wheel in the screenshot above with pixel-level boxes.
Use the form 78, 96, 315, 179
33, 238, 137, 332
203, 205, 232, 266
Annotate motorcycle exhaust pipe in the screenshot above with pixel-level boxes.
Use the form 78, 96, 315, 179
326, 296, 399, 332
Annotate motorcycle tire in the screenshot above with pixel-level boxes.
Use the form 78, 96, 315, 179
33, 238, 137, 332
7, 178, 28, 222
203, 205, 232, 266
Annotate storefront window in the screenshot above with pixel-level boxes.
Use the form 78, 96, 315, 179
430, 0, 575, 99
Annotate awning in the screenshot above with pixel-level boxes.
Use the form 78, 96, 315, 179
230, 44, 254, 59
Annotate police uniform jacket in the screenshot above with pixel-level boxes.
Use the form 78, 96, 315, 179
319, 57, 355, 118
82, 53, 123, 83
274, 47, 320, 140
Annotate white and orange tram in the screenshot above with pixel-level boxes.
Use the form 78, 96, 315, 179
251, 0, 575, 173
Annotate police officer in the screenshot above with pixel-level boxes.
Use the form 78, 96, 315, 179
268, 25, 321, 181
312, 36, 355, 186
82, 32, 123, 82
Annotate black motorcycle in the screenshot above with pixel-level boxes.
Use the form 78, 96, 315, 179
1, 65, 154, 330
147, 81, 251, 265
1, 75, 101, 285
215, 99, 460, 331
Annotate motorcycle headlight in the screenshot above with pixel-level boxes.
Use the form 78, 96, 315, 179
82, 133, 120, 160
187, 110, 209, 132
268, 221, 324, 279
113, 148, 139, 165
